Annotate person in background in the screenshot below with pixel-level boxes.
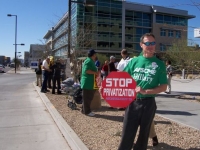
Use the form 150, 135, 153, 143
166, 60, 173, 94
35, 59, 42, 86
101, 60, 109, 80
109, 56, 117, 73
117, 49, 132, 71
48, 56, 54, 89
81, 49, 98, 117
118, 33, 167, 150
95, 57, 101, 71
41, 57, 51, 93
52, 59, 62, 94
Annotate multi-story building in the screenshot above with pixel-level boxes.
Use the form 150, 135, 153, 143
44, 0, 195, 58
29, 44, 46, 66
24, 51, 30, 67
43, 13, 68, 59
5, 57, 11, 65
0, 56, 5, 65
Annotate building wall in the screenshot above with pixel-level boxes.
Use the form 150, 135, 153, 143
43, 0, 195, 58
0, 56, 5, 65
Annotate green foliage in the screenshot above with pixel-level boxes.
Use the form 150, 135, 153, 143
12, 58, 21, 68
165, 39, 200, 76
96, 53, 109, 67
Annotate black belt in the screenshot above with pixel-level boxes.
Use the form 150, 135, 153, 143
136, 97, 154, 101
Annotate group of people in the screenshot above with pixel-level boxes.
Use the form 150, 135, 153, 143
35, 57, 65, 94
80, 33, 173, 150
35, 33, 173, 150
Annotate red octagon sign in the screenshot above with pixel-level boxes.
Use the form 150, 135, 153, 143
101, 71, 137, 108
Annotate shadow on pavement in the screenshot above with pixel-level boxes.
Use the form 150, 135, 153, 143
157, 91, 200, 98
94, 114, 124, 122
156, 110, 197, 116
147, 142, 200, 150
154, 120, 172, 125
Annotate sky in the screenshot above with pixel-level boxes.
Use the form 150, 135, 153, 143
0, 0, 200, 59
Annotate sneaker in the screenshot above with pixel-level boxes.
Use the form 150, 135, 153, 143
40, 90, 46, 93
152, 136, 159, 146
87, 112, 95, 117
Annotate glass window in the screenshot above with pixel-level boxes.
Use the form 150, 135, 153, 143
125, 43, 133, 49
176, 31, 181, 38
172, 16, 179, 25
126, 10, 133, 17
179, 17, 187, 26
164, 15, 171, 24
168, 30, 174, 37
134, 12, 142, 19
143, 13, 151, 20
160, 29, 166, 36
111, 8, 122, 15
156, 14, 163, 23
160, 44, 166, 51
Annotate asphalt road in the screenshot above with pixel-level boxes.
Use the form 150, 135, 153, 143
0, 67, 12, 75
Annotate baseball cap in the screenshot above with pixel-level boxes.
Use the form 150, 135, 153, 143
88, 49, 96, 57
110, 56, 115, 60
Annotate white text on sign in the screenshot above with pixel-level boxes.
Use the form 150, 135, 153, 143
106, 78, 132, 87
103, 88, 135, 97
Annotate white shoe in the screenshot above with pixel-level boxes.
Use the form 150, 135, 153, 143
87, 112, 95, 117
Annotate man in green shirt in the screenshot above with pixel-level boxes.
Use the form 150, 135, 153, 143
118, 33, 168, 150
81, 49, 99, 117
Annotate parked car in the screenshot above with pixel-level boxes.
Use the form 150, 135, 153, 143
0, 64, 5, 73
10, 63, 15, 68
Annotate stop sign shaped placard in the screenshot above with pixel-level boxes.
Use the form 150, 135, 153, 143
101, 72, 137, 108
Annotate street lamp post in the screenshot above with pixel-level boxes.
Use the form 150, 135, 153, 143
7, 14, 19, 73
7, 14, 25, 73
13, 44, 25, 72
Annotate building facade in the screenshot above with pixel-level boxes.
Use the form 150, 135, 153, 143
44, 0, 195, 58
0, 56, 5, 65
43, 13, 68, 59
29, 44, 46, 66
24, 51, 30, 67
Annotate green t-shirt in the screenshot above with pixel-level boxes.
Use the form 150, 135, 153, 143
124, 55, 167, 98
81, 57, 97, 90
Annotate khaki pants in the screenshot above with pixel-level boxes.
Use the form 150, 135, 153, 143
149, 120, 156, 138
167, 75, 172, 93
36, 74, 42, 86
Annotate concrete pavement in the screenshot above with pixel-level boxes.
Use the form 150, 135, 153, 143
156, 78, 200, 130
1, 68, 199, 150
0, 67, 72, 150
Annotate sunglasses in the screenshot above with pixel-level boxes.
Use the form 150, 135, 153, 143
142, 42, 156, 46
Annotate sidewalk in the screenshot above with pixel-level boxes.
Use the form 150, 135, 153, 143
0, 68, 88, 150
156, 78, 200, 130
0, 68, 72, 150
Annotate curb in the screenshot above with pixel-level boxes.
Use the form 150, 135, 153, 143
156, 114, 200, 131
33, 82, 89, 150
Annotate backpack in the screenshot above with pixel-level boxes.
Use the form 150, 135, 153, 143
35, 68, 42, 74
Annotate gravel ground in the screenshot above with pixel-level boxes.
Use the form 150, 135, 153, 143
45, 92, 200, 150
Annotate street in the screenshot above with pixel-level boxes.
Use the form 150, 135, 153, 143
0, 66, 12, 75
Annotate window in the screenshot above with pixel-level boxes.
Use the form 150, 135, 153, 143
168, 30, 174, 37
176, 31, 181, 38
160, 29, 166, 36
160, 44, 166, 51
156, 14, 163, 23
